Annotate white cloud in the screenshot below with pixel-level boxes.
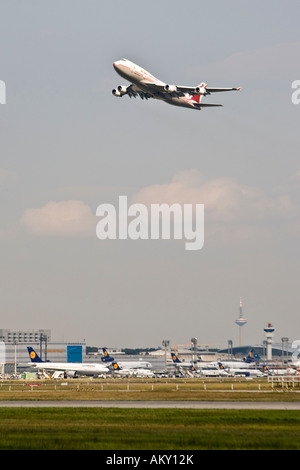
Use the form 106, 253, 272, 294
19, 171, 299, 243
132, 169, 295, 222
20, 200, 95, 237
131, 169, 296, 244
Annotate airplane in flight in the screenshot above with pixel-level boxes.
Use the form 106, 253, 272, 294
112, 58, 241, 110
27, 347, 110, 378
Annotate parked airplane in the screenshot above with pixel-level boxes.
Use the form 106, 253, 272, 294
170, 352, 196, 369
171, 350, 263, 375
101, 348, 152, 369
220, 366, 265, 377
111, 362, 135, 377
171, 353, 229, 376
266, 367, 298, 376
134, 368, 155, 378
110, 357, 152, 370
197, 368, 229, 377
218, 351, 261, 370
112, 58, 241, 110
111, 362, 154, 377
27, 347, 110, 378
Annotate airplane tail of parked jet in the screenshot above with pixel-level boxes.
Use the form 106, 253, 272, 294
170, 352, 195, 370
27, 347, 44, 363
171, 352, 181, 363
245, 350, 261, 363
101, 348, 114, 362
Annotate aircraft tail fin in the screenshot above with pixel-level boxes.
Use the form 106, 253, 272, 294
112, 362, 122, 371
190, 93, 202, 104
102, 347, 114, 362
171, 352, 182, 363
27, 347, 44, 363
245, 350, 261, 363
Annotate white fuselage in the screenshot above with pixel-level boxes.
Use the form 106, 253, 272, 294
113, 59, 163, 88
115, 361, 152, 370
226, 368, 265, 377
218, 361, 255, 369
197, 369, 229, 377
29, 361, 110, 377
113, 367, 154, 377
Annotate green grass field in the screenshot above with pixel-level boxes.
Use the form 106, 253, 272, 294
1, 378, 299, 450
0, 407, 300, 450
1, 376, 300, 402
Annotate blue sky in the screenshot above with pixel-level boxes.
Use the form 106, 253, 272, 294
0, 1, 300, 349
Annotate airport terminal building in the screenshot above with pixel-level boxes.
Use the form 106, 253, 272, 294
0, 329, 86, 375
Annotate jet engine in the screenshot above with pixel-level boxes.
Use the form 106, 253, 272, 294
112, 89, 122, 97
64, 370, 77, 378
195, 83, 208, 95
112, 85, 128, 97
164, 84, 177, 93
118, 85, 128, 94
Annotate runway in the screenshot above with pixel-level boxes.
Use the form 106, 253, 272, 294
0, 400, 300, 409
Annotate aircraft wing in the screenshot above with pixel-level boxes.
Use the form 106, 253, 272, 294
173, 85, 241, 95
113, 81, 241, 100
141, 82, 241, 97
141, 82, 197, 96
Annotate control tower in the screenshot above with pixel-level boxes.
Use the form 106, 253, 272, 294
235, 297, 247, 346
264, 323, 275, 362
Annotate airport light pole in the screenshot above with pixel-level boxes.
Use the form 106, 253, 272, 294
191, 337, 197, 363
14, 340, 18, 376
162, 340, 169, 370
281, 337, 289, 364
39, 333, 48, 362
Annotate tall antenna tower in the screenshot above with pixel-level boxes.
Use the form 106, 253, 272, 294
235, 297, 247, 346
